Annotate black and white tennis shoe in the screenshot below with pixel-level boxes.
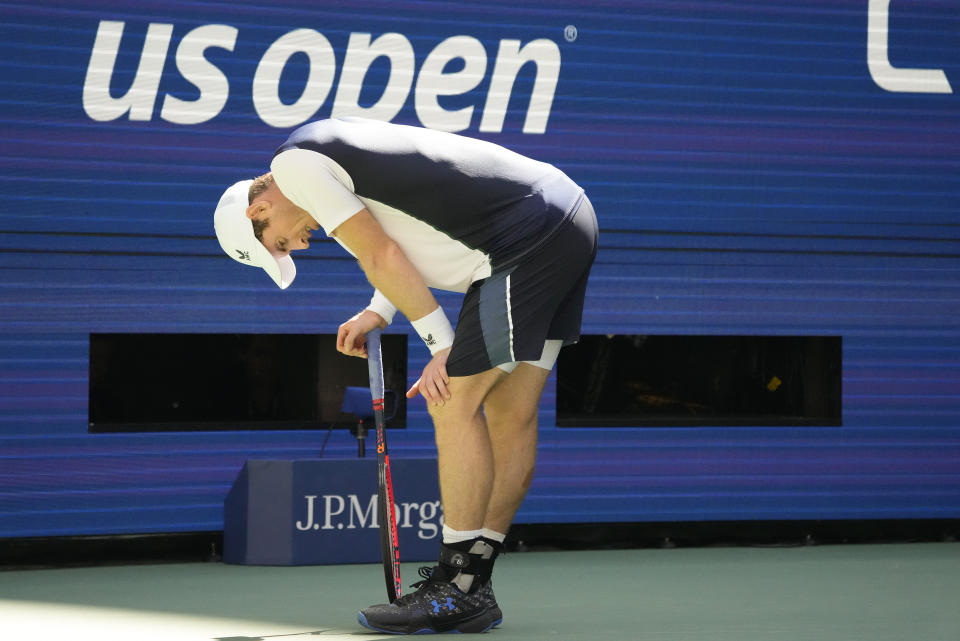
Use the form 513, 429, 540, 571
358, 565, 498, 634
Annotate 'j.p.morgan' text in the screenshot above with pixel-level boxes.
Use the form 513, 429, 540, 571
295, 494, 442, 540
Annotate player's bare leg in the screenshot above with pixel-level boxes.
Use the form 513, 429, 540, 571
428, 367, 506, 530
457, 362, 550, 628
482, 363, 550, 533
360, 367, 507, 634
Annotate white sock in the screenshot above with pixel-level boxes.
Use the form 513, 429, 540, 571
442, 525, 484, 544
481, 528, 506, 543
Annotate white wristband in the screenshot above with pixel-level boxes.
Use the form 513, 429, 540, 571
366, 289, 397, 326
410, 307, 454, 355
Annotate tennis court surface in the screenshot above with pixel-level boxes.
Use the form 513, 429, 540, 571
1, 543, 957, 641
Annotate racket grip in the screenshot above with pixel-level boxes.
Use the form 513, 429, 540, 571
366, 328, 385, 401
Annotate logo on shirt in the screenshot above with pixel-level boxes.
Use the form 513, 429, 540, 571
425, 333, 436, 347
235, 249, 251, 261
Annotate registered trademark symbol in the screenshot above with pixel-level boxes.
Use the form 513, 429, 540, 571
564, 25, 578, 42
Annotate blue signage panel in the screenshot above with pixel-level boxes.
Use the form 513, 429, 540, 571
224, 458, 441, 565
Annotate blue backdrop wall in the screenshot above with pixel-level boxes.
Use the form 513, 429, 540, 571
1, 0, 958, 537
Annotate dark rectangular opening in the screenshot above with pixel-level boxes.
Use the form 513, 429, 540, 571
557, 335, 841, 427
89, 333, 406, 432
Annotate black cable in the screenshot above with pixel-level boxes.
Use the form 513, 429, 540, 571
316, 422, 336, 458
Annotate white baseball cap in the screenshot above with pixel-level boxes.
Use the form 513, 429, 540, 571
213, 179, 296, 289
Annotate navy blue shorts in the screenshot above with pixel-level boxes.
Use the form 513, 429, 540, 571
446, 195, 598, 377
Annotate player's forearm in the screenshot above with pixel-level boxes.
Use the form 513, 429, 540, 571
358, 240, 439, 323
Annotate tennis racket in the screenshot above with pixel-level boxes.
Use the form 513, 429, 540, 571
366, 328, 401, 603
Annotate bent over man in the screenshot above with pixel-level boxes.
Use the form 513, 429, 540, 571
214, 117, 598, 634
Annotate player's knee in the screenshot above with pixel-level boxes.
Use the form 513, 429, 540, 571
485, 400, 538, 431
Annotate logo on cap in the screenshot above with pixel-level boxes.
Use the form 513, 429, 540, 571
235, 249, 251, 261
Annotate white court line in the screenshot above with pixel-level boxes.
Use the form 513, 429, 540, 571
0, 600, 395, 641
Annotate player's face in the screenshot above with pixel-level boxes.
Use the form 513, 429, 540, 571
248, 186, 319, 258
260, 203, 318, 258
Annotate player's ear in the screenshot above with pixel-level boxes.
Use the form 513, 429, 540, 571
246, 201, 268, 220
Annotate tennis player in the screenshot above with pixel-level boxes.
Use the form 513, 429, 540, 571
214, 117, 598, 634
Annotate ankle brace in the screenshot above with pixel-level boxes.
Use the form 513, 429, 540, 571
437, 538, 499, 594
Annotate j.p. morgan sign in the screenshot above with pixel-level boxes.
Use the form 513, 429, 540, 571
224, 458, 442, 565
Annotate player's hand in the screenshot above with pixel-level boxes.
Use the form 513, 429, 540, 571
407, 347, 451, 406
337, 309, 387, 358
